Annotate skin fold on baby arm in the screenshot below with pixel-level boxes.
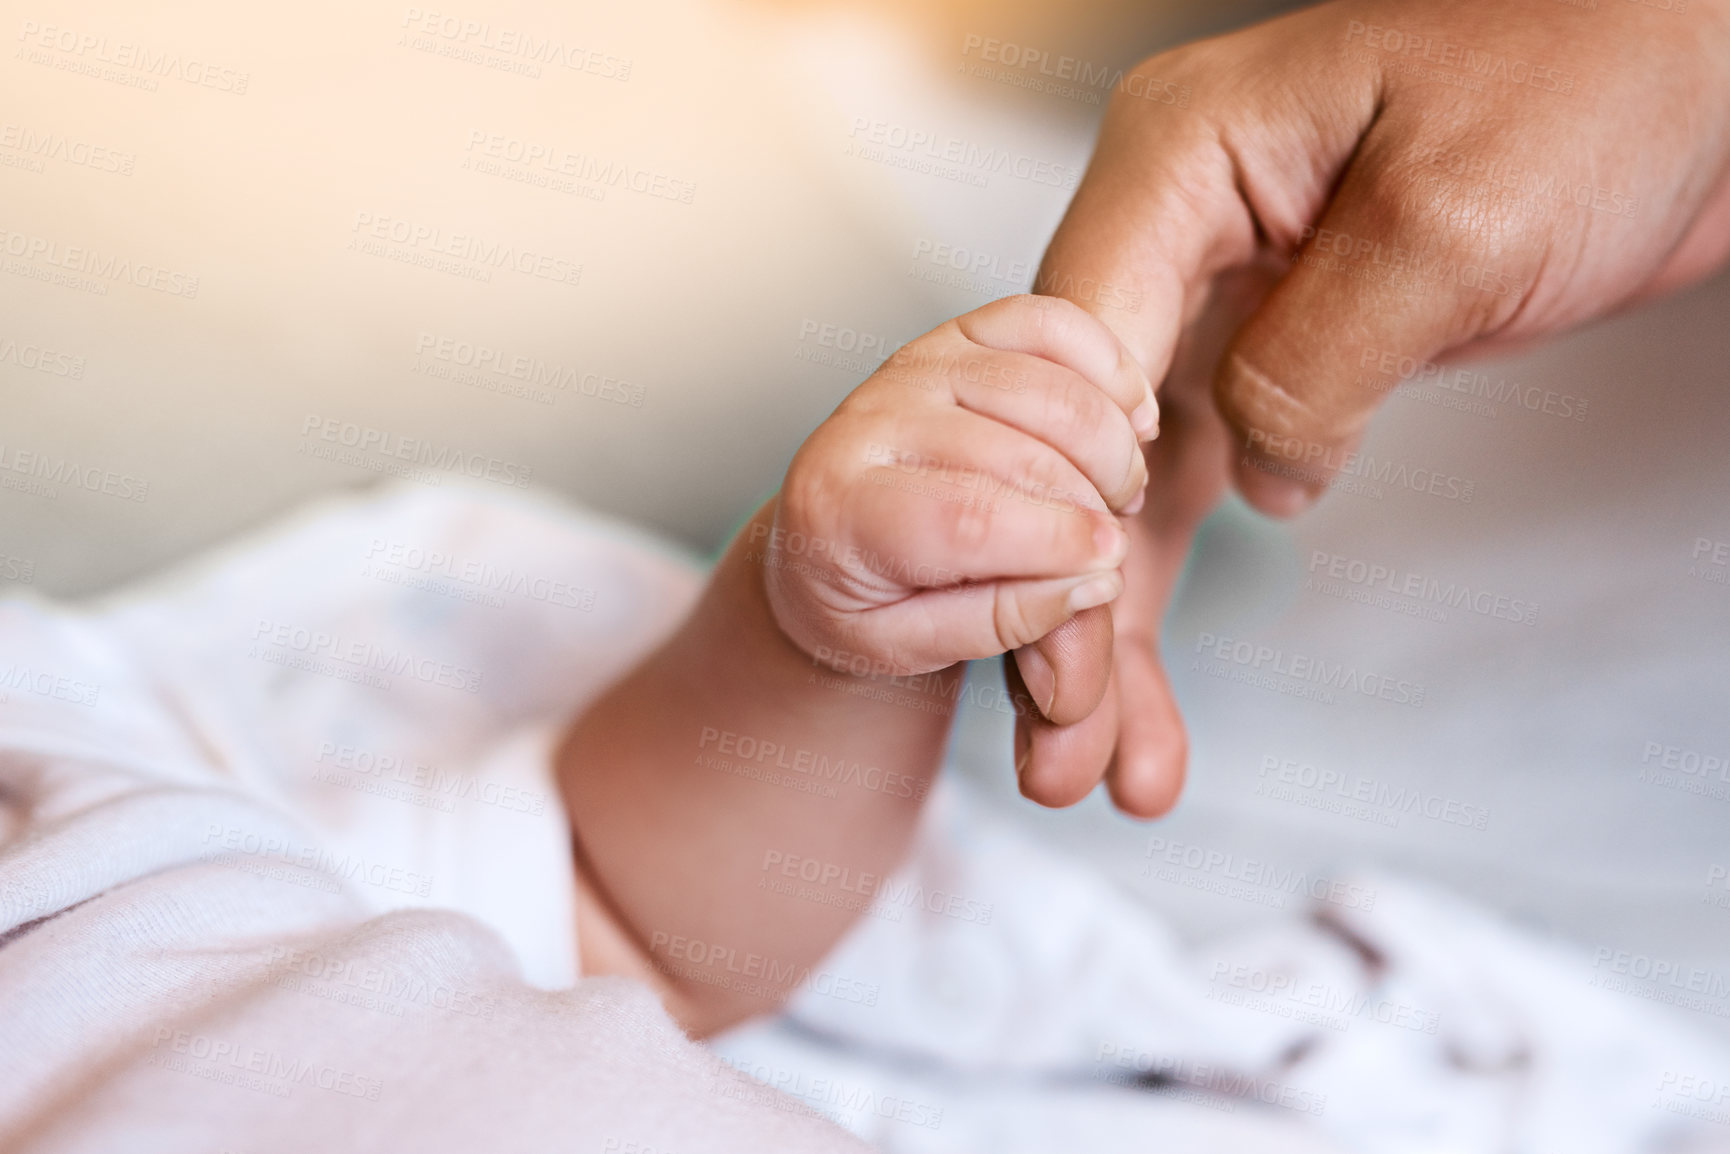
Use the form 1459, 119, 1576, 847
555, 294, 1158, 1036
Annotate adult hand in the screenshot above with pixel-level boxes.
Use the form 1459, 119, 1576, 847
1012, 0, 1730, 816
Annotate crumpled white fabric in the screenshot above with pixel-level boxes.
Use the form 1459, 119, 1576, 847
0, 482, 868, 1154
716, 777, 1730, 1154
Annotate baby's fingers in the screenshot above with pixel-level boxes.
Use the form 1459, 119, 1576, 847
944, 351, 1148, 513
844, 409, 1128, 586
851, 569, 1124, 674
955, 295, 1158, 438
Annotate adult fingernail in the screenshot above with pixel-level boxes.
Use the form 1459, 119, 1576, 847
1015, 646, 1056, 719
1236, 460, 1315, 518
1093, 519, 1129, 567
1067, 571, 1123, 614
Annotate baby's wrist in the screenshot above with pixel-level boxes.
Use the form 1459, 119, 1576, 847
720, 498, 830, 670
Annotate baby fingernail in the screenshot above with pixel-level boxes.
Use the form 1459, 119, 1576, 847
1067, 572, 1123, 613
1131, 397, 1160, 439
1124, 487, 1146, 516
1094, 519, 1129, 567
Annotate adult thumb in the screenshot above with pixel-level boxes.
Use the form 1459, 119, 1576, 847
1218, 115, 1535, 516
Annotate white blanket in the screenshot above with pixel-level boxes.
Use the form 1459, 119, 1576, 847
724, 778, 1730, 1152
3, 483, 1726, 1153
0, 483, 864, 1153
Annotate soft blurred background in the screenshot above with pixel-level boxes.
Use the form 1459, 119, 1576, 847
4, 0, 1727, 1066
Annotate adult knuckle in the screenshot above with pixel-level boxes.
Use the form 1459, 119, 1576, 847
1365, 148, 1548, 331
1217, 349, 1334, 449
1110, 45, 1197, 113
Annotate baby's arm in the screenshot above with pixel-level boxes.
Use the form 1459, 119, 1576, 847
556, 295, 1157, 1036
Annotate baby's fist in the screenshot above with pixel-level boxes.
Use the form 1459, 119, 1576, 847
760, 295, 1158, 686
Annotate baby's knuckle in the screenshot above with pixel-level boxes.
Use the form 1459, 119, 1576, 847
941, 495, 996, 556
779, 446, 853, 537
1005, 292, 1057, 315
991, 587, 1039, 652
1042, 375, 1105, 439
1029, 295, 1076, 341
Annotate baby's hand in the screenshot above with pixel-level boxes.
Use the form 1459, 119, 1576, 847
761, 294, 1157, 707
